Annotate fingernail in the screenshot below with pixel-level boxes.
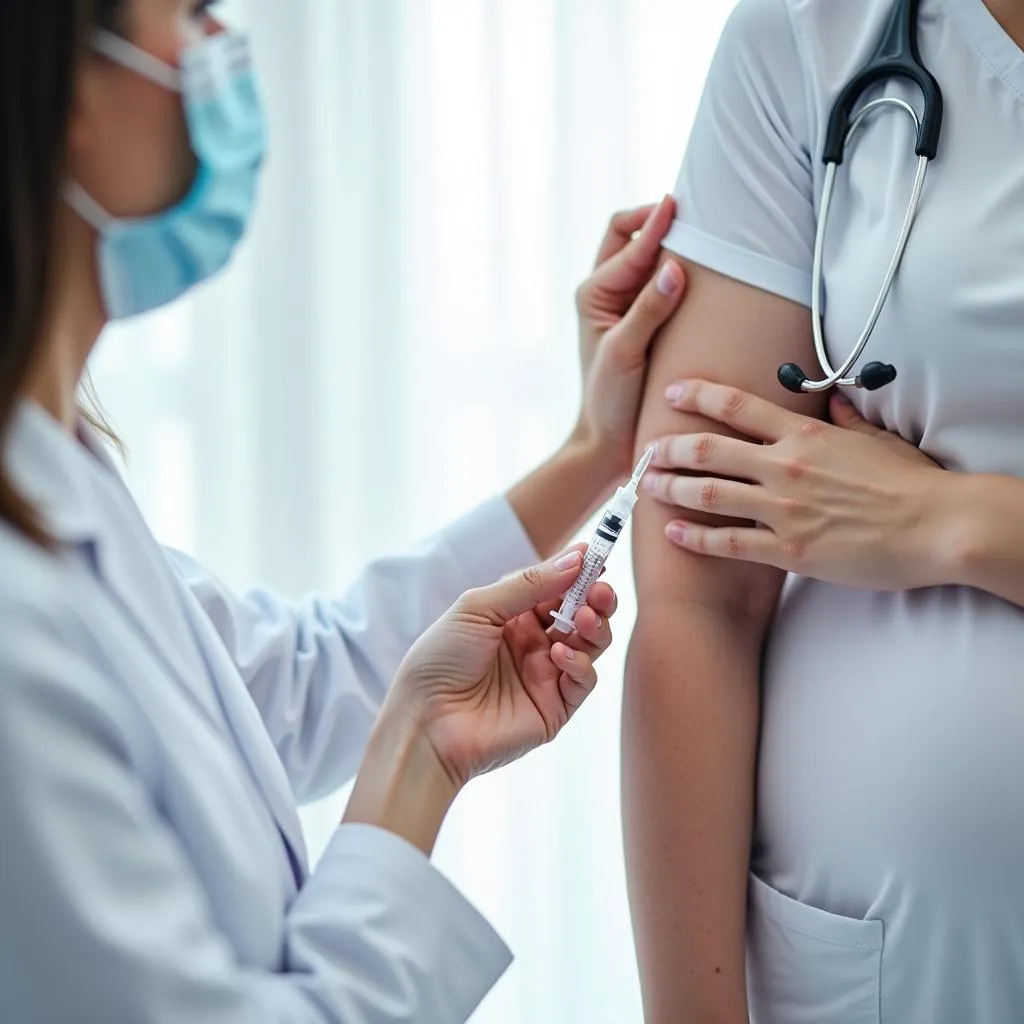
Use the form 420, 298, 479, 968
832, 392, 851, 406
560, 645, 577, 661
642, 473, 660, 493
592, 615, 602, 630
554, 551, 583, 571
656, 262, 680, 296
665, 383, 685, 404
666, 522, 686, 544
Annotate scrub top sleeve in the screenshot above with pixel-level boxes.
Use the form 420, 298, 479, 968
165, 496, 539, 804
0, 603, 508, 1024
666, 0, 817, 308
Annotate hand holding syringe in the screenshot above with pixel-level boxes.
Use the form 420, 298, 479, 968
550, 446, 656, 634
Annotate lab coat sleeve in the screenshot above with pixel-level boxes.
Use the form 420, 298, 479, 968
165, 495, 538, 802
663, 0, 817, 308
0, 598, 511, 1024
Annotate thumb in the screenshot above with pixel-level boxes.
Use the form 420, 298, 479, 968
608, 258, 686, 362
830, 392, 884, 435
468, 548, 585, 625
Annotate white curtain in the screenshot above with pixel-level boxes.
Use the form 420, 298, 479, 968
90, 2, 736, 1019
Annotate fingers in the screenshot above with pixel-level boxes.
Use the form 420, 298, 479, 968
665, 379, 807, 443
584, 580, 617, 619
665, 520, 784, 568
643, 473, 775, 522
829, 392, 882, 434
647, 432, 764, 481
564, 603, 612, 660
582, 195, 677, 301
468, 548, 584, 625
550, 643, 598, 712
593, 204, 659, 267
602, 257, 686, 365
601, 196, 677, 282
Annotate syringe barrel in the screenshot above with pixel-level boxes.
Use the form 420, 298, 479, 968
551, 511, 624, 631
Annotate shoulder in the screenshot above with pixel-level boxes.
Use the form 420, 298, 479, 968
0, 524, 76, 648
0, 527, 128, 740
722, 0, 895, 73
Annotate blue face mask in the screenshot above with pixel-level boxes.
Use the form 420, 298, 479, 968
66, 26, 267, 321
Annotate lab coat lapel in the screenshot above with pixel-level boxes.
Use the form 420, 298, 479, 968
80, 429, 309, 881
177, 587, 310, 882
84, 452, 233, 738
10, 405, 308, 883
6, 405, 227, 733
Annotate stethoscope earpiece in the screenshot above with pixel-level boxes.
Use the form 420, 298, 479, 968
776, 360, 897, 395
856, 362, 898, 391
778, 363, 809, 394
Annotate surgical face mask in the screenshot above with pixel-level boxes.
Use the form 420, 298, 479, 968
66, 26, 267, 321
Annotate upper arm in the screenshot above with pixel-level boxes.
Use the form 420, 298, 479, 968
633, 261, 822, 622
633, 0, 825, 625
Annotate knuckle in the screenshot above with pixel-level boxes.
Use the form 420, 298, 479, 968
780, 535, 807, 566
453, 587, 482, 614
780, 456, 809, 481
721, 386, 750, 419
724, 530, 745, 558
776, 495, 802, 519
699, 479, 720, 512
797, 418, 826, 440
692, 433, 717, 466
520, 566, 543, 592
653, 471, 675, 500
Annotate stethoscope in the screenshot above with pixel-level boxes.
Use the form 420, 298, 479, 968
778, 0, 944, 394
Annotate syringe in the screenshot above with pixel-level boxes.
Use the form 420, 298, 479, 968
550, 445, 656, 634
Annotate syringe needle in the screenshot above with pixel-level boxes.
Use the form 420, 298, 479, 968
630, 445, 655, 487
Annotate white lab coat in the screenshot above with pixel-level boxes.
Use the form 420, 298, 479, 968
0, 402, 539, 1023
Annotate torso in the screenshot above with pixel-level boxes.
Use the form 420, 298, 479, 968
751, 2, 1024, 1020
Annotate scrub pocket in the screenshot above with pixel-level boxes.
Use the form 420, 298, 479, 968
747, 872, 884, 1024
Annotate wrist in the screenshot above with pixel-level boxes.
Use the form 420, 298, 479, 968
344, 709, 461, 857
563, 422, 627, 493
506, 429, 623, 558
910, 469, 980, 589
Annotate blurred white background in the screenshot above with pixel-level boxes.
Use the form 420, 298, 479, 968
90, 1, 735, 1020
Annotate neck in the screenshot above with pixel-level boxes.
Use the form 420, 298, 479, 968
22, 206, 107, 432
984, 0, 1024, 49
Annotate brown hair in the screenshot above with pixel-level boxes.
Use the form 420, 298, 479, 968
0, 0, 124, 546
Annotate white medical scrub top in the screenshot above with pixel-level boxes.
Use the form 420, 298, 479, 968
666, 1, 1024, 1020
0, 402, 539, 1023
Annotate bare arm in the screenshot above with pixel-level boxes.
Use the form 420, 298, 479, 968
623, 256, 823, 1023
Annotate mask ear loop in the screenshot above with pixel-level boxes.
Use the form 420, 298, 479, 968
90, 28, 182, 92
62, 181, 115, 231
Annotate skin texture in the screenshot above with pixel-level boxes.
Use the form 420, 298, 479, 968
623, 255, 823, 1024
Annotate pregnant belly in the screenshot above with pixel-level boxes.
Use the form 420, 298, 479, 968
749, 577, 1024, 1023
